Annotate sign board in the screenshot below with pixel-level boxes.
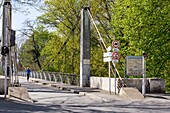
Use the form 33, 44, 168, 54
112, 40, 120, 48
126, 56, 143, 76
112, 59, 119, 63
103, 57, 112, 62
103, 52, 112, 57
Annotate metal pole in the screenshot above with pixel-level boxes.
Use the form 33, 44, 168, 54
2, 0, 12, 98
4, 53, 8, 98
109, 61, 111, 94
14, 46, 18, 84
114, 63, 116, 95
3, 7, 8, 99
124, 59, 126, 79
142, 55, 145, 95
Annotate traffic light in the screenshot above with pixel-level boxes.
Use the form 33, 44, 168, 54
1, 46, 9, 56
7, 66, 10, 77
10, 30, 16, 47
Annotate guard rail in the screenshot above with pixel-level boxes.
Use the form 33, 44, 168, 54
18, 71, 80, 85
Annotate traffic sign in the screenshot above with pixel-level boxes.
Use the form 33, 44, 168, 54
103, 52, 112, 57
103, 57, 112, 62
112, 40, 120, 48
112, 52, 119, 60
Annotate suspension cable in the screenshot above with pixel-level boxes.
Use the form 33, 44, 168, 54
87, 9, 124, 84
87, 9, 107, 50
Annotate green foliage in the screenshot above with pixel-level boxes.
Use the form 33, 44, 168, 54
112, 0, 170, 77
111, 0, 170, 89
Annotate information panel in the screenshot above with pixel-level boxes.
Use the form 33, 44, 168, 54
126, 56, 143, 76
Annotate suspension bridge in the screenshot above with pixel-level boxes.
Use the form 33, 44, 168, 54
0, 1, 169, 112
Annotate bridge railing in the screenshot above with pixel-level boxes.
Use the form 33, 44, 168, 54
18, 71, 80, 86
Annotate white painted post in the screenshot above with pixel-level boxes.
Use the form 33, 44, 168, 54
109, 61, 111, 94
114, 63, 116, 95
142, 55, 146, 95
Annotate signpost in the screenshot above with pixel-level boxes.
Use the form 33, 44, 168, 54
103, 40, 120, 95
125, 55, 146, 95
103, 46, 112, 94
103, 52, 112, 62
112, 40, 120, 94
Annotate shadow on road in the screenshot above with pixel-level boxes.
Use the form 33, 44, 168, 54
145, 93, 170, 100
0, 97, 57, 113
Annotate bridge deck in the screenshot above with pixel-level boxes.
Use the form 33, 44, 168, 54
18, 76, 125, 103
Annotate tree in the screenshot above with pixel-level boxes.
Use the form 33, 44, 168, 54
111, 0, 170, 88
18, 20, 50, 70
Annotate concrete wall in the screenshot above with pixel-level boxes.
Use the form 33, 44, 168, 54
90, 77, 166, 93
0, 76, 11, 94
122, 78, 149, 93
90, 77, 119, 93
149, 78, 166, 93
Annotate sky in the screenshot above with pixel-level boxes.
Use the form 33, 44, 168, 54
12, 7, 41, 32
12, 7, 41, 45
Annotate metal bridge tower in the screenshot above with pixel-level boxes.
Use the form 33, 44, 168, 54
80, 7, 90, 87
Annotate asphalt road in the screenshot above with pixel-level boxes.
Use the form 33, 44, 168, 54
0, 77, 170, 113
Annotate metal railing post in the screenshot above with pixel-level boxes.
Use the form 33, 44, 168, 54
44, 72, 47, 81
48, 73, 51, 81
53, 73, 56, 82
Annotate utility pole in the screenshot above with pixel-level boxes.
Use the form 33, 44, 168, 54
1, 0, 12, 98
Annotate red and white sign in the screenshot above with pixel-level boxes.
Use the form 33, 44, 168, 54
112, 40, 120, 48
112, 52, 119, 60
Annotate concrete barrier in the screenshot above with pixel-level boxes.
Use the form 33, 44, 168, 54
8, 87, 33, 102
90, 77, 166, 94
119, 87, 145, 101
0, 76, 11, 94
121, 78, 150, 93
90, 77, 119, 93
149, 78, 165, 93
